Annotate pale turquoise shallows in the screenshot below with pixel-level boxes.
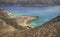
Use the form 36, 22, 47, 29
0, 6, 60, 26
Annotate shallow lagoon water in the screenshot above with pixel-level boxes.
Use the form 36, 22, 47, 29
0, 6, 60, 26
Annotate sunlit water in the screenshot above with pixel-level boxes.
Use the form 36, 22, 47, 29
0, 6, 60, 26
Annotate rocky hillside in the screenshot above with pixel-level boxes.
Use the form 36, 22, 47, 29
0, 8, 28, 30
19, 16, 60, 37
0, 0, 60, 5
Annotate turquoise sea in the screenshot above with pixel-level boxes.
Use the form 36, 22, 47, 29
0, 6, 60, 26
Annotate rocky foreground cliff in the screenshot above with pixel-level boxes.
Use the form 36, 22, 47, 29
0, 9, 60, 37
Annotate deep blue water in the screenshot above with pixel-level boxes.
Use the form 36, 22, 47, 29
0, 6, 60, 26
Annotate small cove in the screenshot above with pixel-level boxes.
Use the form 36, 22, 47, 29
0, 6, 60, 27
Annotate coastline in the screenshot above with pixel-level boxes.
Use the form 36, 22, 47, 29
4, 11, 38, 28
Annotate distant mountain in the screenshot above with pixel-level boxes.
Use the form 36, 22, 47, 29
0, 0, 60, 5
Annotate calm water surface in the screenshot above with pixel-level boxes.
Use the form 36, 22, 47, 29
0, 6, 60, 26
